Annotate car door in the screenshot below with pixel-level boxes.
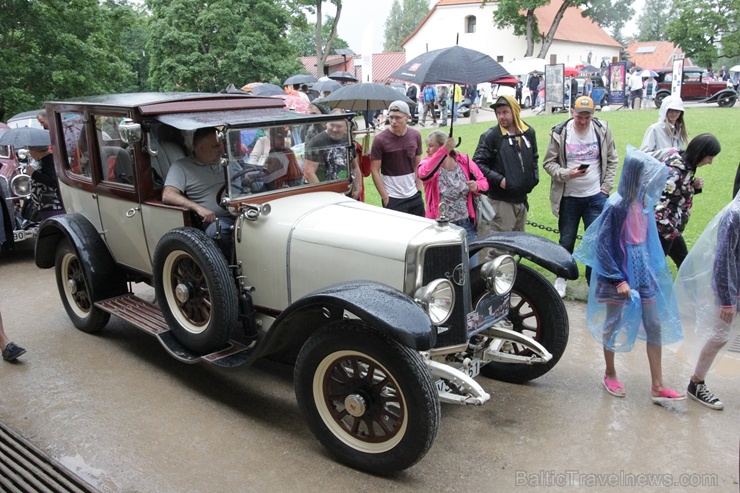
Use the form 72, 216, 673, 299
91, 112, 152, 274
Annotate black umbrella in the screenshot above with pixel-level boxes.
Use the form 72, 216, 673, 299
0, 127, 50, 147
390, 46, 510, 138
314, 83, 414, 112
284, 74, 317, 86
312, 79, 343, 94
328, 71, 359, 83
390, 46, 509, 86
247, 83, 287, 97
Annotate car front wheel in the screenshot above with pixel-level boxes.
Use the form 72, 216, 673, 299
473, 263, 569, 383
153, 228, 238, 354
294, 321, 440, 474
55, 239, 110, 333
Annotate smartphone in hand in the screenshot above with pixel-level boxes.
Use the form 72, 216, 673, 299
577, 164, 589, 171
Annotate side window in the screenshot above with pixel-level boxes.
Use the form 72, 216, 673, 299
60, 112, 90, 178
94, 114, 134, 185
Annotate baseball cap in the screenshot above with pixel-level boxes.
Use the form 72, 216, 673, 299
573, 96, 595, 114
490, 96, 511, 110
388, 100, 411, 116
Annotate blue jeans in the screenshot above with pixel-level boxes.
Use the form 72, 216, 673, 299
452, 102, 459, 122
453, 217, 478, 268
558, 193, 607, 281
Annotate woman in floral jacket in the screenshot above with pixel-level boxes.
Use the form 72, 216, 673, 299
654, 134, 721, 268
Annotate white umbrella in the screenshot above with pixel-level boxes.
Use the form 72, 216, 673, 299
729, 65, 740, 72
639, 69, 658, 78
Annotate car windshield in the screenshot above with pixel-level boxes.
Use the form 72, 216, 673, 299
224, 118, 354, 198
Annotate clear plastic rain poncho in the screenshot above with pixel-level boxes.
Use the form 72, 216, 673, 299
574, 146, 682, 352
674, 190, 740, 377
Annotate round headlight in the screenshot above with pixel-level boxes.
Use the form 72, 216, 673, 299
10, 174, 32, 198
415, 278, 455, 325
16, 148, 29, 162
480, 255, 517, 295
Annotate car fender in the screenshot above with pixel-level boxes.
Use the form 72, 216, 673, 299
256, 280, 436, 359
704, 88, 737, 103
470, 231, 578, 280
35, 213, 127, 301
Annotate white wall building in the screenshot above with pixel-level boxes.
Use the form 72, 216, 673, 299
402, 0, 622, 74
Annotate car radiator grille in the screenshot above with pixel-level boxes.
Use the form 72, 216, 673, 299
422, 244, 471, 347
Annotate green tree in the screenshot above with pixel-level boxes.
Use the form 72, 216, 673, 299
667, 0, 740, 67
0, 0, 141, 121
288, 16, 349, 57
293, 1, 344, 76
383, 0, 429, 52
487, 0, 634, 58
146, 0, 302, 92
635, 1, 675, 42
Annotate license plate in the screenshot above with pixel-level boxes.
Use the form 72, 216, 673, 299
12, 230, 25, 242
435, 359, 481, 393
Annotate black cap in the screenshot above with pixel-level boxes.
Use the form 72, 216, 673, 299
490, 96, 511, 110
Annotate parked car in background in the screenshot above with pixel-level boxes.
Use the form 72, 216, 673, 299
7, 109, 45, 129
652, 67, 736, 107
578, 76, 609, 108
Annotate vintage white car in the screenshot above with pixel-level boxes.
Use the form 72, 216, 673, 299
34, 93, 577, 474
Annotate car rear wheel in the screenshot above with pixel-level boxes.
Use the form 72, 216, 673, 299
294, 321, 439, 474
717, 94, 737, 107
153, 228, 237, 354
55, 239, 110, 333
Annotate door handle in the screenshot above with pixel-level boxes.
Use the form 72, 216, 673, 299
126, 207, 141, 218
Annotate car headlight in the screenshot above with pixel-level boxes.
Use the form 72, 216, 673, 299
10, 174, 32, 197
480, 255, 517, 295
415, 278, 455, 325
16, 148, 29, 162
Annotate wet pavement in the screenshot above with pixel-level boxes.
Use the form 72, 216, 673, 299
1, 245, 738, 492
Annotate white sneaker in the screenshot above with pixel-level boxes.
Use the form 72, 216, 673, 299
554, 277, 566, 298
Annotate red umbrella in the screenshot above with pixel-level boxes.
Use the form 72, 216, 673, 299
564, 67, 580, 77
491, 76, 518, 87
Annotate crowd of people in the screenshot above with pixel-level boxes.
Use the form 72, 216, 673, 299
367, 93, 735, 411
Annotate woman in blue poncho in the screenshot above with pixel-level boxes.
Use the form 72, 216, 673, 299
574, 147, 684, 403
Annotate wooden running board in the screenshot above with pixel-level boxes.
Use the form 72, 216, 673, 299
95, 294, 255, 368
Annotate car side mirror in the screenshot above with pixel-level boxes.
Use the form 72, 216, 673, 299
119, 119, 142, 144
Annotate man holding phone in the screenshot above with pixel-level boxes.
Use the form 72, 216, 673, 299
542, 96, 619, 297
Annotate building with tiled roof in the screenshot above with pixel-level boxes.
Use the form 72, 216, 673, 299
624, 40, 691, 69
402, 0, 622, 70
299, 52, 407, 83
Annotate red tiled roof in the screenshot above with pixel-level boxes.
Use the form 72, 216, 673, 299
299, 52, 407, 83
624, 40, 690, 69
403, 0, 621, 48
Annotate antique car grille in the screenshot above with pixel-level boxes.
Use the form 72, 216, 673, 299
422, 244, 472, 347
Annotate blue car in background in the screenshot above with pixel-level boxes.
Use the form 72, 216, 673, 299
577, 76, 609, 107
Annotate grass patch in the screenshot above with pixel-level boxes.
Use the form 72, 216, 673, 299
362, 106, 740, 300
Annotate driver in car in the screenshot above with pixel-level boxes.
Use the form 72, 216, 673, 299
163, 127, 240, 252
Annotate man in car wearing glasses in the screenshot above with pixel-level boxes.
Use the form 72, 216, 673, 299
370, 100, 424, 216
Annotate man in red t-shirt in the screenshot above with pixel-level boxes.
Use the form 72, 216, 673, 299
370, 101, 424, 216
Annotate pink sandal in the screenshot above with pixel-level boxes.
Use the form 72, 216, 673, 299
651, 386, 686, 403
603, 376, 625, 397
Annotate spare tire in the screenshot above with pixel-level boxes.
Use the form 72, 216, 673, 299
153, 227, 238, 354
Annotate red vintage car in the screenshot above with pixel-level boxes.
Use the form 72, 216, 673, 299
652, 66, 737, 107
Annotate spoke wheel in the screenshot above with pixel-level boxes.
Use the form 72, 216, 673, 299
295, 322, 439, 474
55, 239, 110, 333
472, 263, 569, 383
154, 228, 237, 354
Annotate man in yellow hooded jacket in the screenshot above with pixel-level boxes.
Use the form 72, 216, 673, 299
472, 95, 539, 233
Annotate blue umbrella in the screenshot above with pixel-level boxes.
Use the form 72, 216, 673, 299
0, 127, 50, 147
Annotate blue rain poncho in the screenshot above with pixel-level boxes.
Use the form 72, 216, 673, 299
574, 146, 682, 352
674, 190, 740, 376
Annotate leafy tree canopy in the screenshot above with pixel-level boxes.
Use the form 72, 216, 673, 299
383, 0, 429, 52
667, 0, 740, 67
0, 0, 145, 121
487, 0, 633, 58
146, 0, 303, 91
635, 1, 675, 42
288, 16, 349, 57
